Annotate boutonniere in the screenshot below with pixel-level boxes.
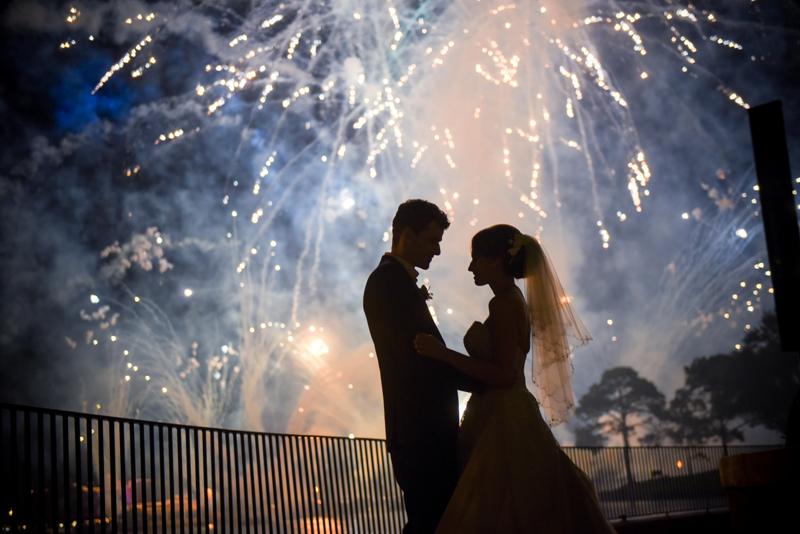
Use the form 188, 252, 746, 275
418, 284, 433, 301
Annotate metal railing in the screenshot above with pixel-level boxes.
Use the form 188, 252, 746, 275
0, 403, 779, 532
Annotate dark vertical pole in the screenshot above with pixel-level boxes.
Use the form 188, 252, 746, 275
268, 435, 286, 534
74, 416, 83, 533
254, 434, 267, 534
150, 425, 157, 533
246, 434, 259, 534
159, 426, 168, 534
342, 439, 361, 533
369, 441, 389, 534
278, 435, 296, 531
87, 418, 95, 531
336, 439, 356, 532
287, 436, 304, 529
110, 421, 118, 534
299, 436, 317, 533
312, 438, 332, 534
61, 415, 70, 534
139, 424, 147, 534
359, 440, 379, 534
355, 439, 371, 533
23, 410, 32, 531
186, 427, 194, 534
129, 422, 138, 534
186, 428, 198, 534
9, 411, 19, 532
259, 435, 274, 534
36, 411, 45, 533
209, 430, 218, 533
226, 432, 236, 534
233, 433, 245, 533
377, 441, 397, 532
168, 427, 176, 532
749, 100, 800, 456
749, 100, 800, 352
98, 419, 106, 533
325, 437, 346, 531
50, 413, 59, 533
201, 429, 210, 533
0, 410, 5, 527
177, 427, 185, 534
216, 431, 226, 534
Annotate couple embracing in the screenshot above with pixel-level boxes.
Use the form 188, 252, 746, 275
363, 200, 615, 533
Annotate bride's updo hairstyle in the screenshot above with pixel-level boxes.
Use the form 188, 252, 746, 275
471, 224, 532, 279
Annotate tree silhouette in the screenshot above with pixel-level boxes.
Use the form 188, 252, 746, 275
667, 354, 747, 454
669, 312, 799, 448
575, 366, 666, 488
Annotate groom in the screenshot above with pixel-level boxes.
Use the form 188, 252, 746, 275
363, 199, 479, 533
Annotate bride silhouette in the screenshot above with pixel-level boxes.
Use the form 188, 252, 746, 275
414, 224, 615, 533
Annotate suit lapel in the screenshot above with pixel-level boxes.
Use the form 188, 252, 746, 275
379, 255, 443, 341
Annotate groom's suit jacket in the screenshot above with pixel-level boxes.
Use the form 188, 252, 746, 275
363, 254, 472, 454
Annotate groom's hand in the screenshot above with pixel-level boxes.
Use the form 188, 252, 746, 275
413, 333, 446, 360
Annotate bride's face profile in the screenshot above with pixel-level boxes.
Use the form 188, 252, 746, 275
468, 252, 503, 286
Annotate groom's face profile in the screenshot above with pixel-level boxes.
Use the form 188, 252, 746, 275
400, 221, 444, 269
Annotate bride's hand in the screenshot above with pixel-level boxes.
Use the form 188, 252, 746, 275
414, 334, 446, 360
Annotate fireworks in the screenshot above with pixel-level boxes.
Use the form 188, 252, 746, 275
49, 0, 791, 435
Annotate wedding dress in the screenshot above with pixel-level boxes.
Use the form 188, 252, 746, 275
435, 319, 615, 533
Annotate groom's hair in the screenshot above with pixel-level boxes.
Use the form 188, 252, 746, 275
392, 199, 450, 247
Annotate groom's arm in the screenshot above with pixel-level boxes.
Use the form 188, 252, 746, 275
450, 369, 486, 393
364, 267, 420, 362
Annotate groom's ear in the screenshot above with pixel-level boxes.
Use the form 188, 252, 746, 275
396, 227, 415, 249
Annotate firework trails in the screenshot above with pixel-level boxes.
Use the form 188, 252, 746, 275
46, 0, 788, 438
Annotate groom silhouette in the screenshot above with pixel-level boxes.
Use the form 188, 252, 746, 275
363, 199, 480, 534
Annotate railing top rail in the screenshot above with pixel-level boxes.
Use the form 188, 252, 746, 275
0, 401, 387, 443
0, 401, 783, 449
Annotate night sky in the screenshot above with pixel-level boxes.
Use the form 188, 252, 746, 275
1, 0, 799, 442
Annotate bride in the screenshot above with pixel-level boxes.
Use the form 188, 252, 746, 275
414, 224, 615, 533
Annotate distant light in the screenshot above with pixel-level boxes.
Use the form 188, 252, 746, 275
675, 460, 684, 469
606, 319, 614, 326
681, 212, 689, 220
183, 288, 194, 297
90, 294, 100, 304
735, 228, 748, 239
308, 338, 330, 357
161, 387, 168, 394
348, 433, 355, 440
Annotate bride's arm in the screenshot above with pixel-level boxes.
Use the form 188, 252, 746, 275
414, 297, 519, 389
